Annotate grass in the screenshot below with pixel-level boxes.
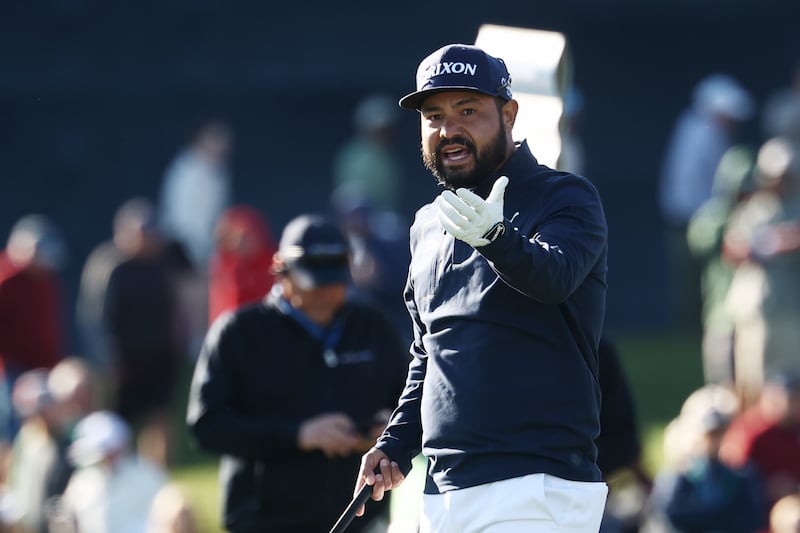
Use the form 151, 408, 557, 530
168, 329, 705, 532
167, 364, 227, 533
611, 330, 705, 475
171, 459, 226, 533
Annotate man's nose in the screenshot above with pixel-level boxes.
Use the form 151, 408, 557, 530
438, 116, 464, 139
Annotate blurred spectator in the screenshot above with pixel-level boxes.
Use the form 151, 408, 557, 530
642, 387, 765, 532
332, 197, 410, 340
5, 369, 75, 533
720, 373, 800, 516
664, 384, 741, 471
723, 137, 800, 405
75, 219, 125, 376
596, 338, 647, 479
0, 214, 68, 447
0, 214, 67, 380
207, 204, 277, 325
95, 198, 191, 468
57, 410, 168, 533
77, 198, 193, 406
596, 337, 652, 533
145, 483, 199, 533
558, 85, 587, 175
0, 364, 11, 475
687, 145, 757, 387
770, 493, 800, 533
159, 119, 234, 272
658, 74, 754, 332
186, 214, 409, 532
762, 60, 800, 142
47, 357, 99, 437
332, 93, 403, 214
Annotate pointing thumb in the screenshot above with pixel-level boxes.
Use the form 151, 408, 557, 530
487, 176, 509, 204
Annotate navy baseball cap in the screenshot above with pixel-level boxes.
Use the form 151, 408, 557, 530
278, 214, 351, 290
399, 44, 513, 110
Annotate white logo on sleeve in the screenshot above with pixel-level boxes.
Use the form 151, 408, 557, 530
530, 233, 564, 254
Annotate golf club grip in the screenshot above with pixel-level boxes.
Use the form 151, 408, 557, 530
329, 482, 374, 533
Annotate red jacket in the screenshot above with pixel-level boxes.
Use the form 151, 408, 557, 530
208, 206, 277, 324
720, 404, 800, 511
0, 252, 63, 373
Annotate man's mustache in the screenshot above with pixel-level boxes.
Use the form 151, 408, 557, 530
436, 137, 476, 155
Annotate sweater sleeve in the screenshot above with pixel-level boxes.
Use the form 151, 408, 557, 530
479, 176, 607, 304
185, 315, 300, 458
375, 354, 426, 476
374, 273, 425, 475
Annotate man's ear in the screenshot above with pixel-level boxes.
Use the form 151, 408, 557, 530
502, 99, 519, 133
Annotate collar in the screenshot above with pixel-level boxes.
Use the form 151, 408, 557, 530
268, 284, 348, 354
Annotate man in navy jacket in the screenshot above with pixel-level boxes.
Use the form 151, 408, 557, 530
354, 43, 610, 532
187, 214, 409, 532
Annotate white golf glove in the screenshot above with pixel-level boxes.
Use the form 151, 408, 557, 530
436, 176, 509, 247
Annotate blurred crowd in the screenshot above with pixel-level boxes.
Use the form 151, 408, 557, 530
628, 61, 800, 533
1, 55, 800, 532
0, 95, 411, 532
658, 64, 800, 408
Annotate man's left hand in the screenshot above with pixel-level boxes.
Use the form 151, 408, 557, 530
436, 176, 508, 247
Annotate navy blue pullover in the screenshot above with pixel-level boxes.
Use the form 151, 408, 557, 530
186, 288, 409, 531
375, 141, 608, 493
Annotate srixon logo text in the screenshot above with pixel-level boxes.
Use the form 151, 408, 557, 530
423, 62, 478, 79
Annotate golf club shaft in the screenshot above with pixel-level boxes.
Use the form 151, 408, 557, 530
328, 482, 374, 533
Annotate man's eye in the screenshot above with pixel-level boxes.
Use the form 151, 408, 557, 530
462, 108, 475, 116
426, 114, 442, 121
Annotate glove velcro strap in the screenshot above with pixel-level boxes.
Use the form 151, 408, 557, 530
481, 220, 506, 243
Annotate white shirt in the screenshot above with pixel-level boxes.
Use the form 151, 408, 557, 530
61, 455, 167, 533
159, 148, 232, 269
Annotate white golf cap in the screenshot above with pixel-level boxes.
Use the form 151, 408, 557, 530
693, 73, 755, 121
68, 410, 131, 467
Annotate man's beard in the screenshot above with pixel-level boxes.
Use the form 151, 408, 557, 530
422, 128, 508, 190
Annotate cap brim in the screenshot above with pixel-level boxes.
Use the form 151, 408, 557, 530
290, 264, 351, 290
399, 87, 503, 110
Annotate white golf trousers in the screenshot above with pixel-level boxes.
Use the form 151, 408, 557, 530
419, 473, 608, 533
